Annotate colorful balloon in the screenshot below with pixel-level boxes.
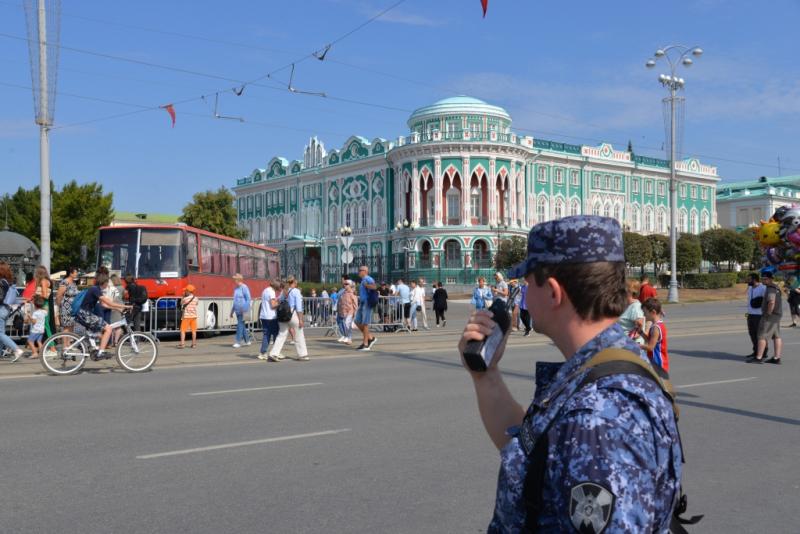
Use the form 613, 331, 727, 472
765, 247, 783, 265
758, 220, 782, 246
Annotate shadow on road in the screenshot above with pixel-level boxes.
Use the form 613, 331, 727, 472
375, 350, 536, 382
671, 349, 745, 362
679, 398, 800, 427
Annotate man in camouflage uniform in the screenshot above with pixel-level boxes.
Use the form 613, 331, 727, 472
459, 216, 683, 532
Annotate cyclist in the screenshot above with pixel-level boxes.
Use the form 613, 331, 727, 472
75, 272, 130, 359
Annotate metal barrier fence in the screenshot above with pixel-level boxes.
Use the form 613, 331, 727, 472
144, 295, 413, 337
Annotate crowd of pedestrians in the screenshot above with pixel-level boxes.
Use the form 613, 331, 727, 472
1, 260, 150, 362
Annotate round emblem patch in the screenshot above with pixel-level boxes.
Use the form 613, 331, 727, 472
569, 482, 615, 533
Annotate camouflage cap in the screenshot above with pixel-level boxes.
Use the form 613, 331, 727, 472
507, 215, 624, 279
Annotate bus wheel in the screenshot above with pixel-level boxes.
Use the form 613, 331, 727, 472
205, 305, 217, 330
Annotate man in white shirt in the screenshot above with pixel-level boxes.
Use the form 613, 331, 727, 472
415, 278, 430, 330
492, 272, 509, 303
257, 280, 279, 360
745, 272, 768, 359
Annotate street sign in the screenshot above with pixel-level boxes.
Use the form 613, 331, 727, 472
342, 250, 354, 264
341, 236, 354, 249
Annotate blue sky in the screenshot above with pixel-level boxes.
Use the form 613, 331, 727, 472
1, 0, 799, 214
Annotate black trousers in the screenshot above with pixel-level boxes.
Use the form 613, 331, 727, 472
747, 314, 766, 356
434, 308, 446, 324
520, 309, 532, 333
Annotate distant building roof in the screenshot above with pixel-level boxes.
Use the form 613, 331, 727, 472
717, 175, 800, 202
113, 211, 180, 224
0, 229, 39, 257
408, 96, 511, 127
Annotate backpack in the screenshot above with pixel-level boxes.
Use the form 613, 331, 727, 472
2, 280, 17, 307
522, 348, 702, 533
70, 289, 88, 316
131, 284, 148, 305
276, 298, 293, 322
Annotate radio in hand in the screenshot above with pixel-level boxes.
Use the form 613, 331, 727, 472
462, 285, 520, 372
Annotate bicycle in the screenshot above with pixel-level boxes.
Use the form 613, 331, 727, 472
40, 311, 159, 375
0, 304, 27, 362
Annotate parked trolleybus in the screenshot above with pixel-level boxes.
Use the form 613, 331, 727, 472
96, 223, 279, 331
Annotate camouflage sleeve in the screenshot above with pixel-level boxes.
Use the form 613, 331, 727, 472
543, 389, 664, 533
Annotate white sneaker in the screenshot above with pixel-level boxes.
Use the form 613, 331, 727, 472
296, 355, 310, 361
337, 337, 345, 343
343, 338, 352, 345
245, 340, 252, 346
288, 341, 296, 345
232, 343, 241, 348
257, 353, 268, 360
267, 354, 284, 362
11, 349, 24, 363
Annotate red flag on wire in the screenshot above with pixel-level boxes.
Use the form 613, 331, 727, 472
160, 104, 176, 127
481, 0, 488, 17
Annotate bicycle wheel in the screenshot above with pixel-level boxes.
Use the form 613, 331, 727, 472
41, 333, 88, 375
116, 332, 158, 372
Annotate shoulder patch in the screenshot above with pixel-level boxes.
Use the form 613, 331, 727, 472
569, 482, 615, 533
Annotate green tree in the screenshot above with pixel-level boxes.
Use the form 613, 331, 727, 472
2, 181, 112, 270
51, 180, 114, 269
676, 233, 702, 276
647, 234, 670, 277
623, 231, 652, 275
494, 236, 527, 271
179, 187, 245, 239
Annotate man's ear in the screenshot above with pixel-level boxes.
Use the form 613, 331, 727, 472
546, 277, 563, 309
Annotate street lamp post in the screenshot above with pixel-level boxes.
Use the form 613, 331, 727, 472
395, 219, 417, 281
646, 44, 703, 303
281, 228, 289, 279
339, 226, 353, 278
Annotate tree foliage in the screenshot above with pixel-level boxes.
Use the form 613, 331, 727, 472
647, 234, 670, 276
676, 233, 702, 274
494, 236, 527, 272
179, 187, 245, 240
623, 232, 652, 271
2, 181, 113, 270
700, 228, 757, 267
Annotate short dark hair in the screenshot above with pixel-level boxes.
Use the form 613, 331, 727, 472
95, 272, 109, 286
532, 262, 627, 321
642, 297, 662, 315
33, 295, 45, 308
749, 272, 760, 282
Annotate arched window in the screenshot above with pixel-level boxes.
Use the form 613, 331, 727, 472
537, 166, 547, 182
679, 210, 688, 233
592, 202, 601, 216
503, 189, 510, 225
701, 210, 709, 232
444, 239, 462, 268
554, 197, 564, 219
657, 209, 666, 234
420, 240, 432, 267
360, 202, 368, 229
375, 199, 384, 229
473, 240, 489, 267
470, 187, 481, 220
537, 196, 549, 222
644, 206, 653, 232
690, 210, 698, 234
344, 203, 352, 228
613, 204, 622, 222
570, 198, 580, 217
631, 205, 641, 231
446, 188, 460, 224
603, 203, 611, 218
329, 208, 338, 232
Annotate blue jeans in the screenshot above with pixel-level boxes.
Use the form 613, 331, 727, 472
0, 306, 19, 352
336, 315, 346, 337
259, 318, 278, 353
235, 312, 249, 344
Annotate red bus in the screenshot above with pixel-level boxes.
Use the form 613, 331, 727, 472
96, 223, 279, 330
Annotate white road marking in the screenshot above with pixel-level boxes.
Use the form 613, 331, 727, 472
677, 377, 757, 389
136, 428, 352, 459
190, 382, 323, 396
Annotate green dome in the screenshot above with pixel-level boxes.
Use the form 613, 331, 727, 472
407, 96, 511, 128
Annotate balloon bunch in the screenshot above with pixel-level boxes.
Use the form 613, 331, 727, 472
757, 204, 800, 271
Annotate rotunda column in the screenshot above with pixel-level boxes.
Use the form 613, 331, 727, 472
510, 163, 518, 227
434, 157, 443, 227
489, 157, 497, 224
517, 166, 525, 227
462, 156, 471, 226
411, 162, 421, 226
394, 165, 403, 224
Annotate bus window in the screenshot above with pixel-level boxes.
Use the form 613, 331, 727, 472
238, 244, 255, 278
186, 232, 199, 272
97, 228, 138, 275
221, 241, 238, 276
255, 249, 267, 278
200, 236, 220, 274
139, 229, 183, 278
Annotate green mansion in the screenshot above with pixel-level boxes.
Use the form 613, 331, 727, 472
233, 96, 719, 283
